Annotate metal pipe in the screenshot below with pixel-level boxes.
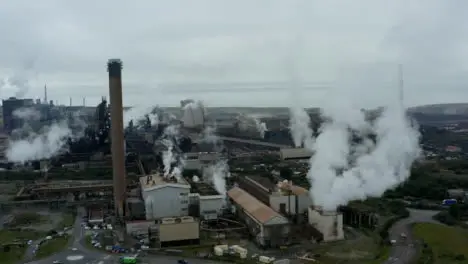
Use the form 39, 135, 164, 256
107, 59, 126, 218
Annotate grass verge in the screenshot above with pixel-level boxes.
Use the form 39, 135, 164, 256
34, 235, 70, 260
413, 223, 468, 263
0, 229, 44, 264
57, 213, 76, 229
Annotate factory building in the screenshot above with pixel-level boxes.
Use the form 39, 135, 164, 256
308, 207, 344, 242
237, 175, 312, 222
187, 178, 225, 220
227, 187, 290, 248
125, 220, 154, 235
0, 133, 8, 161
149, 216, 200, 248
184, 152, 222, 170
140, 174, 191, 220
279, 148, 313, 160
2, 97, 34, 133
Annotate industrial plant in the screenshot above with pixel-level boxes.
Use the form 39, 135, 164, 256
0, 58, 392, 264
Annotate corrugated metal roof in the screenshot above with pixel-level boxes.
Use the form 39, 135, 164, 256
280, 148, 313, 160
227, 187, 287, 225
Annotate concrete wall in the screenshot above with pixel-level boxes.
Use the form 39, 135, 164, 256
143, 186, 190, 219
199, 195, 224, 220
125, 220, 154, 235
308, 208, 344, 242
158, 218, 200, 242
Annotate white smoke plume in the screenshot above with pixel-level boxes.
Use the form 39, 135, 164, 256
161, 124, 185, 179
200, 123, 230, 196
207, 159, 229, 198
13, 107, 41, 121
289, 106, 314, 149
0, 57, 37, 99
236, 114, 268, 138
182, 99, 205, 128
307, 101, 421, 211
6, 121, 72, 163
124, 105, 160, 129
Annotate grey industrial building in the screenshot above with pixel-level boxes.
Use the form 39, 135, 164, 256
237, 175, 312, 222
227, 186, 289, 248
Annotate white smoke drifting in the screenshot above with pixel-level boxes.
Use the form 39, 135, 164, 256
182, 100, 205, 128
124, 106, 160, 129
305, 101, 420, 211
200, 123, 230, 196
161, 124, 185, 179
13, 107, 41, 121
0, 57, 37, 98
208, 159, 229, 198
6, 121, 72, 163
289, 106, 314, 149
236, 114, 268, 138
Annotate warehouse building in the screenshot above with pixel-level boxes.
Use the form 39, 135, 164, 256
187, 179, 225, 220
227, 187, 289, 248
279, 148, 313, 160
140, 174, 191, 220
237, 175, 312, 222
308, 206, 344, 242
149, 216, 200, 248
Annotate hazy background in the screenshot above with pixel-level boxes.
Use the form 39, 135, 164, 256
0, 0, 467, 108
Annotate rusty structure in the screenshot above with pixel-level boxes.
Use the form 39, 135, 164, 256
107, 59, 126, 218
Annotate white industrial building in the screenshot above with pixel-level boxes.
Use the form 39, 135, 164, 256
308, 206, 344, 242
227, 187, 290, 248
140, 174, 191, 220
279, 148, 313, 160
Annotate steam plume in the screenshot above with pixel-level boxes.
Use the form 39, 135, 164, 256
6, 121, 72, 163
0, 57, 37, 98
308, 101, 420, 211
161, 124, 185, 179
200, 123, 229, 196
13, 107, 41, 121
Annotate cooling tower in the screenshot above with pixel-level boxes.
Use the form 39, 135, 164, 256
107, 59, 126, 218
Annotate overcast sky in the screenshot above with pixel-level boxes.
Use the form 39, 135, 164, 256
0, 0, 467, 108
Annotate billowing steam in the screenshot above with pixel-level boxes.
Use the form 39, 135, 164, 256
6, 121, 72, 163
161, 124, 185, 180
13, 107, 41, 121
182, 99, 205, 128
307, 103, 420, 210
6, 107, 88, 163
236, 114, 268, 138
206, 159, 229, 198
289, 106, 314, 149
200, 123, 230, 196
0, 57, 37, 98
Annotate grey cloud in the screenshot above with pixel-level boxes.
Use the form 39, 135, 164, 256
0, 0, 467, 107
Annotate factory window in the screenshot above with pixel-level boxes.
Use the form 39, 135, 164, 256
181, 208, 188, 211
181, 200, 188, 204
180, 193, 188, 196
203, 210, 217, 214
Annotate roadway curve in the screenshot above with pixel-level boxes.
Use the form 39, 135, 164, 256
384, 209, 442, 264
23, 207, 224, 264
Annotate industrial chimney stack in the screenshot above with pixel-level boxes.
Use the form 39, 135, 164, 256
107, 59, 126, 218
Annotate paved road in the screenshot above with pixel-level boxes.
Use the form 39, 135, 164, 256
24, 207, 226, 264
384, 209, 442, 264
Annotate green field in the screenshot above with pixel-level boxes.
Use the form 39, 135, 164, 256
0, 230, 44, 264
413, 223, 468, 263
34, 235, 70, 260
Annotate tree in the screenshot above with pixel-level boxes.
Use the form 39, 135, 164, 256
449, 204, 461, 219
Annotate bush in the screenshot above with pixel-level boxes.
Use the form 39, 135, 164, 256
379, 208, 410, 241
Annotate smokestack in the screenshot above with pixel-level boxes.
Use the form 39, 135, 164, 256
107, 58, 126, 218
69, 97, 72, 106
83, 97, 86, 107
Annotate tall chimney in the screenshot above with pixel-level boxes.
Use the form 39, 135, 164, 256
107, 59, 126, 218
